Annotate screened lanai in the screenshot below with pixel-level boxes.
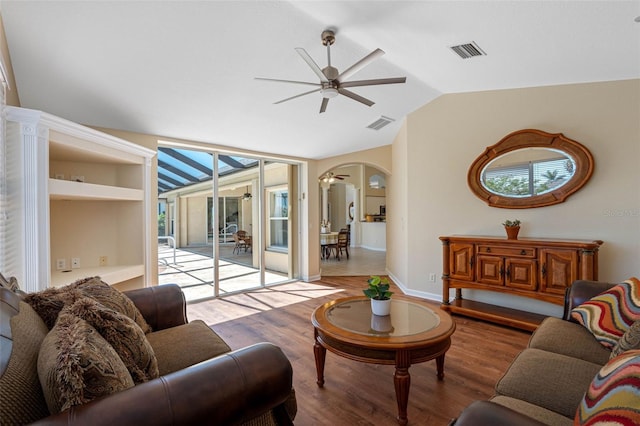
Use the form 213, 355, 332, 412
157, 146, 295, 302
157, 147, 260, 194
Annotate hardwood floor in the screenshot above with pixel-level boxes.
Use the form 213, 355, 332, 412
186, 276, 531, 425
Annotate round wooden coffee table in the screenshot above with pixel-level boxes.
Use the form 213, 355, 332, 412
312, 295, 456, 425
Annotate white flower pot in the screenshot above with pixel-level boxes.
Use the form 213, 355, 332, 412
371, 298, 391, 316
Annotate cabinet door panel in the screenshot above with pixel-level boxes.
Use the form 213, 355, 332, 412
506, 258, 537, 291
450, 243, 474, 281
540, 249, 578, 294
476, 255, 503, 286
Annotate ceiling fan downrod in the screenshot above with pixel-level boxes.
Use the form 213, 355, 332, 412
322, 30, 335, 67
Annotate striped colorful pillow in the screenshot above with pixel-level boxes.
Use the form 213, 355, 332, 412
574, 349, 640, 425
571, 278, 640, 348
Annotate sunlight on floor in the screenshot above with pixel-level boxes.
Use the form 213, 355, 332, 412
158, 242, 383, 324
158, 243, 288, 302
186, 281, 345, 325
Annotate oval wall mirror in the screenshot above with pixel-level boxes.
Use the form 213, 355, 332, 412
468, 129, 594, 209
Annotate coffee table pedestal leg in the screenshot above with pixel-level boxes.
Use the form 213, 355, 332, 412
436, 354, 445, 380
314, 330, 326, 387
394, 350, 411, 425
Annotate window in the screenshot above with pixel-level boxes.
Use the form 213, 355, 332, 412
267, 187, 288, 251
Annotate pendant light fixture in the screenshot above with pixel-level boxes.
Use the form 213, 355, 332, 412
242, 186, 252, 201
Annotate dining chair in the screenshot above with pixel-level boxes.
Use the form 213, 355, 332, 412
337, 230, 349, 260
233, 230, 251, 254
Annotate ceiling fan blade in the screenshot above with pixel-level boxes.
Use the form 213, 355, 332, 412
338, 88, 374, 107
337, 48, 385, 83
319, 97, 329, 113
295, 48, 329, 83
255, 77, 321, 87
274, 88, 321, 104
340, 77, 406, 88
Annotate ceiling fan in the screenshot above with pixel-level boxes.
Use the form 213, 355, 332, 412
319, 172, 350, 183
256, 30, 406, 113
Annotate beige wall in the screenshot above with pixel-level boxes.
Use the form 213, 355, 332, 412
389, 121, 408, 288
317, 145, 392, 177
391, 79, 640, 316
0, 14, 19, 106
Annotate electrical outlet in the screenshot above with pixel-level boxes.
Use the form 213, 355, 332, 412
54, 173, 65, 180
71, 175, 85, 182
56, 258, 66, 270
71, 257, 80, 269
99, 256, 108, 267
429, 273, 437, 282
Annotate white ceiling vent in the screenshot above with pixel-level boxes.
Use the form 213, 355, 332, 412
450, 41, 486, 59
367, 116, 395, 130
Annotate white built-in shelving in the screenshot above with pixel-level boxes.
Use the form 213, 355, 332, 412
5, 106, 155, 292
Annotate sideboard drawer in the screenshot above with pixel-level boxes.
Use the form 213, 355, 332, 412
476, 245, 536, 258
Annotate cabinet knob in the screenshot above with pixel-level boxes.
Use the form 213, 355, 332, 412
486, 247, 491, 253
541, 263, 547, 277
521, 250, 526, 255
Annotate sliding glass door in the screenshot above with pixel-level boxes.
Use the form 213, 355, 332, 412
157, 147, 295, 301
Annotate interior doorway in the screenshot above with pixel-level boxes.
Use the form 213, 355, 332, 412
319, 163, 387, 276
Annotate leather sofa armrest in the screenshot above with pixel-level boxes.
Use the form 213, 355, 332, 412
31, 342, 294, 426
124, 284, 187, 331
563, 280, 617, 321
451, 401, 546, 426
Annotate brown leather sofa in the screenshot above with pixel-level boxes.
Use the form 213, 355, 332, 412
452, 280, 618, 426
0, 283, 296, 425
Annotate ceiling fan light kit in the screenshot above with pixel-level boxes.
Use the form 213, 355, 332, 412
256, 29, 406, 113
321, 87, 339, 98
319, 172, 350, 183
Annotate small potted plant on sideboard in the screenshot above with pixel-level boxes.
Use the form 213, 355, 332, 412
363, 275, 393, 316
502, 219, 521, 240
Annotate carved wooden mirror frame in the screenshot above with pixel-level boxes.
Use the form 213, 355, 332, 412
468, 129, 594, 209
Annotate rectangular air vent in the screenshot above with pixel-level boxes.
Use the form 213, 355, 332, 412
367, 116, 395, 131
450, 41, 486, 59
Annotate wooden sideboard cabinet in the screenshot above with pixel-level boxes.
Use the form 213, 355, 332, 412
440, 235, 603, 331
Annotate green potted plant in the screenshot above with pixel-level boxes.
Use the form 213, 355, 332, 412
364, 275, 393, 316
502, 219, 521, 240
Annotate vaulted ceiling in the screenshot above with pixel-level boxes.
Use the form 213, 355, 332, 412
2, 1, 639, 160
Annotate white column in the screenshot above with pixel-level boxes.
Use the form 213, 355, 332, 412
321, 185, 329, 223
6, 109, 50, 292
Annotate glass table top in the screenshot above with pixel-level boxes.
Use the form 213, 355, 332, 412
325, 298, 441, 337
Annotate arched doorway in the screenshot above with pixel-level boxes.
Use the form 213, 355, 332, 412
319, 163, 387, 276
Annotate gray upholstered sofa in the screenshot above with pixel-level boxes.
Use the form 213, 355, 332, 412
453, 280, 621, 425
0, 277, 296, 425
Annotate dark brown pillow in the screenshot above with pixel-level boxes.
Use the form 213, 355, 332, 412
64, 297, 159, 383
25, 277, 151, 334
37, 311, 134, 414
24, 286, 83, 329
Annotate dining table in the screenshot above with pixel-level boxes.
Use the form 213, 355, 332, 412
320, 232, 339, 259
